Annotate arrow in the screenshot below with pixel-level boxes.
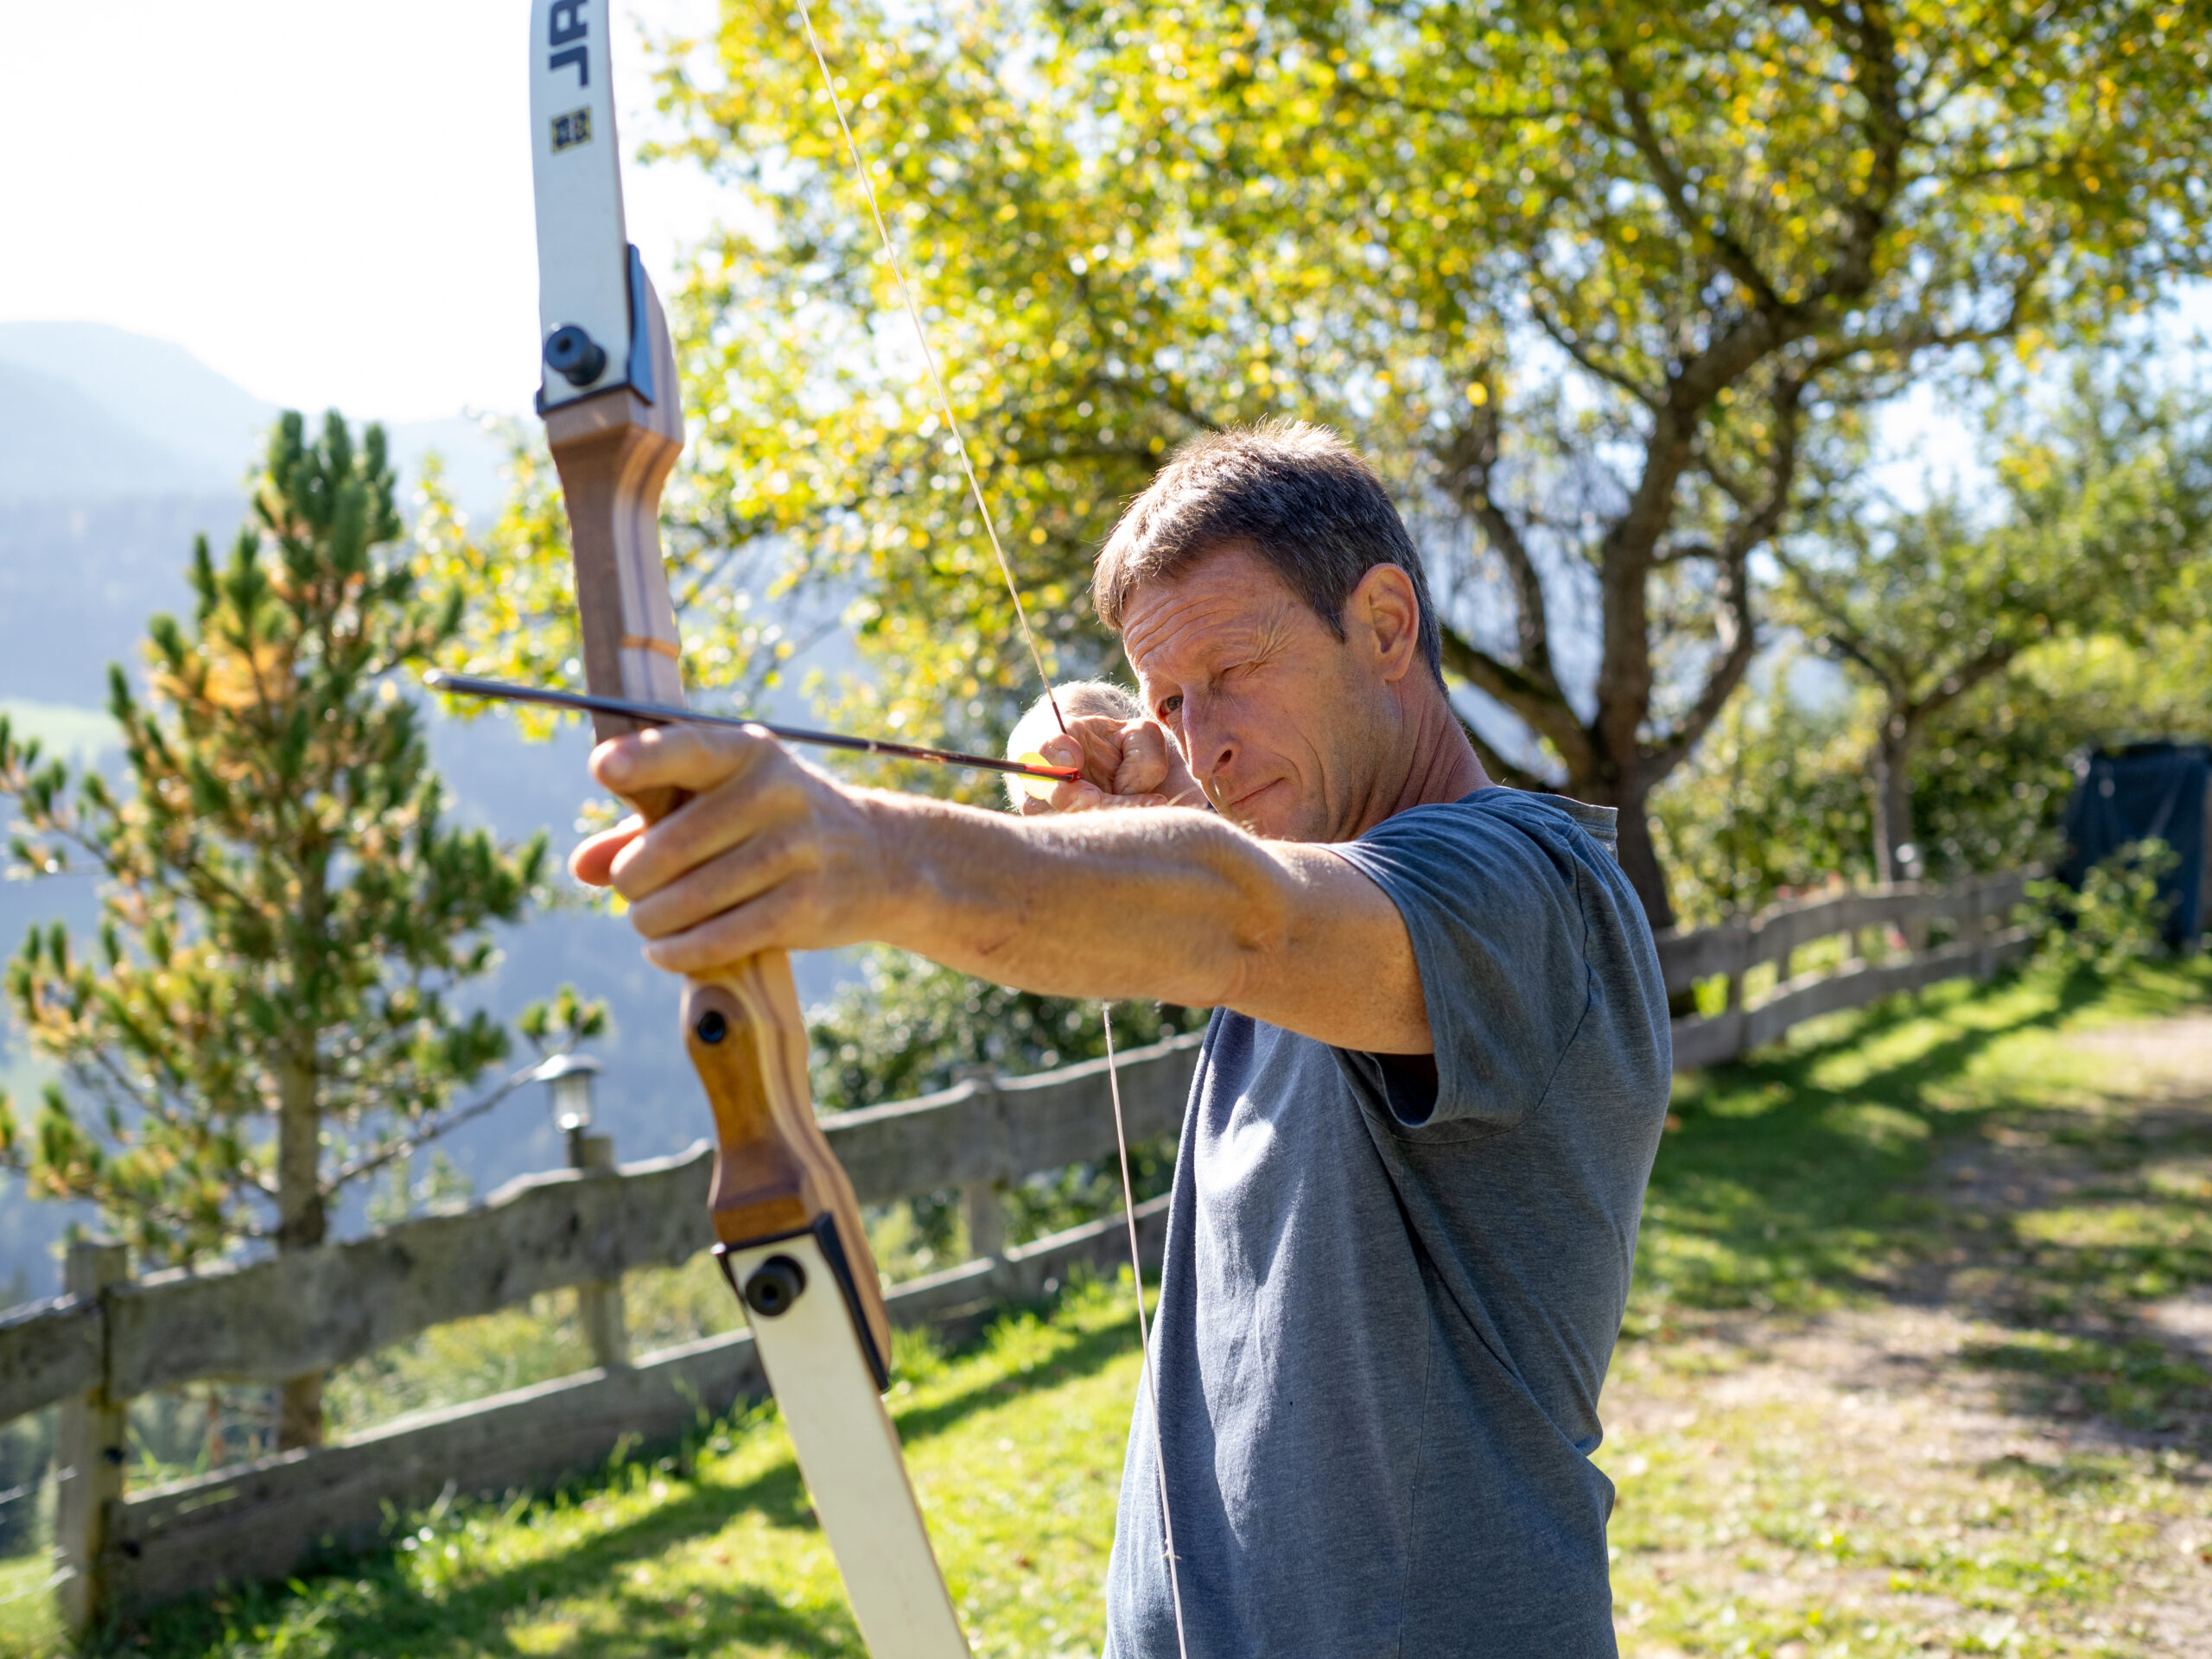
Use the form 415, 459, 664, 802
423, 671, 1082, 782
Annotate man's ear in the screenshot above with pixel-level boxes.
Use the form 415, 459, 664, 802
1349, 563, 1422, 683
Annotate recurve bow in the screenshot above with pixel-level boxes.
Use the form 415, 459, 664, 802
526, 5, 970, 1653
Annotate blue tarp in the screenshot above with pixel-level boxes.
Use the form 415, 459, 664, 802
2060, 741, 2211, 950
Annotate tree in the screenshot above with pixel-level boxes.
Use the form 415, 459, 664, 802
0, 413, 588, 1449
436, 1, 2212, 925
1646, 652, 1877, 925
1137, 0, 2212, 922
1777, 365, 2212, 881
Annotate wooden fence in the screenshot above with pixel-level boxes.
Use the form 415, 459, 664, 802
0, 870, 2030, 1633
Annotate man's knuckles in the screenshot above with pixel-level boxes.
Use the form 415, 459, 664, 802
594, 721, 782, 793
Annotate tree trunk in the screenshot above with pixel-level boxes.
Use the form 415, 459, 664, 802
1872, 709, 1919, 886
1566, 759, 1675, 932
1611, 789, 1675, 933
274, 1054, 326, 1451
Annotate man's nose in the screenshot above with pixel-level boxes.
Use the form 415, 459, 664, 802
1181, 698, 1236, 789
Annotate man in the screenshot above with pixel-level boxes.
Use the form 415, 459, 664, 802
572, 421, 1672, 1656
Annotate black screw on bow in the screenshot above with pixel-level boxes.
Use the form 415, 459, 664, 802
743, 1255, 808, 1318
543, 324, 607, 387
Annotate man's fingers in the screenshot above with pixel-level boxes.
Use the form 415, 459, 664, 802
601, 744, 816, 902
588, 720, 777, 801
643, 886, 814, 976
570, 816, 646, 887
624, 824, 819, 942
1114, 721, 1173, 794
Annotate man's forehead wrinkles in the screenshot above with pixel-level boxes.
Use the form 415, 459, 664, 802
1124, 589, 1255, 676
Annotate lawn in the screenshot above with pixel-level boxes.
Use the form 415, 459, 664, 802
3, 954, 2209, 1657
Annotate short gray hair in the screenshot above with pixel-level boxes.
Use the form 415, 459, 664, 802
1091, 420, 1442, 683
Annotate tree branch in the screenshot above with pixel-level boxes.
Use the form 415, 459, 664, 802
1432, 401, 1566, 701
1527, 295, 1662, 412
1646, 376, 1806, 777
1910, 637, 2022, 725
1436, 628, 1595, 779
321, 1054, 554, 1194
1602, 48, 1782, 308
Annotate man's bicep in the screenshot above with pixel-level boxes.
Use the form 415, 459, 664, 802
1224, 845, 1433, 1054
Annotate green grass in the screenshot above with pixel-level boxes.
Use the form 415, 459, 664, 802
1632, 955, 2212, 1329
1605, 954, 2212, 1656
0, 1558, 57, 1653
4, 956, 2209, 1656
21, 1289, 1146, 1659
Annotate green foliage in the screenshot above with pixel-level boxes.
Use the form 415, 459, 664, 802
1775, 359, 2212, 876
810, 950, 1199, 1264
2023, 839, 2179, 979
423, 0, 2212, 896
809, 950, 1205, 1111
363, 1149, 474, 1231
1784, 362, 2211, 714
0, 413, 579, 1266
1647, 656, 1876, 925
0, 1409, 51, 1560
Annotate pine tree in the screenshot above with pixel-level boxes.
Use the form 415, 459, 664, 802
0, 411, 585, 1448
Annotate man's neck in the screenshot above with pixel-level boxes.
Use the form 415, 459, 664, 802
1349, 682, 1492, 838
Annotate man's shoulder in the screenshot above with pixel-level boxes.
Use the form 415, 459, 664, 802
1365, 785, 1620, 865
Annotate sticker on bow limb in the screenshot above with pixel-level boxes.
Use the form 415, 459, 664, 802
550, 108, 592, 151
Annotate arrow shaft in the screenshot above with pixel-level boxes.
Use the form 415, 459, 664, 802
425, 671, 1079, 782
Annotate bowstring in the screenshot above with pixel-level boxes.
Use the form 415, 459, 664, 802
791, 0, 1065, 735
790, 10, 1187, 1649
1104, 1002, 1192, 1659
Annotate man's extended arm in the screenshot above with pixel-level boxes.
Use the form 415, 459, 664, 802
571, 721, 1433, 1055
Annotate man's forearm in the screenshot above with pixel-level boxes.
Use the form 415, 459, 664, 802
866, 791, 1291, 1009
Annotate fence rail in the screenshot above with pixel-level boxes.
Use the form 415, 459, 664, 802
0, 869, 2030, 1630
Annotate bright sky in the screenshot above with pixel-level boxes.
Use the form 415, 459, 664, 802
3, 1, 721, 423
10, 5, 2202, 481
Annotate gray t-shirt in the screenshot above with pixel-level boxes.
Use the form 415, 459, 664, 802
1103, 788, 1671, 1658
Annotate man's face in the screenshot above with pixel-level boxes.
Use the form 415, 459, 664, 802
1120, 541, 1397, 842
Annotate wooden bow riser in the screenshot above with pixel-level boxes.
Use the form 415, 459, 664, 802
530, 3, 969, 1640
544, 269, 893, 1380
689, 960, 893, 1382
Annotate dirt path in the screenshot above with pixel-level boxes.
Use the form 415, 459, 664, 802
1602, 1014, 2212, 1659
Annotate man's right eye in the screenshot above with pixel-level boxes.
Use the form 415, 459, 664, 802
1157, 696, 1183, 719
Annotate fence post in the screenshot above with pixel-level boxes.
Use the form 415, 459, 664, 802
54, 1237, 127, 1639
570, 1134, 628, 1370
1970, 878, 1999, 977
1897, 878, 1930, 955
951, 1065, 1010, 1281
963, 1180, 1008, 1263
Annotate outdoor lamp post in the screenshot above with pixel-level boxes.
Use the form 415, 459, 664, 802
534, 1052, 627, 1369
536, 1052, 603, 1160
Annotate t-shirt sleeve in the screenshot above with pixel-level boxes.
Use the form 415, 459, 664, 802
1332, 797, 1593, 1132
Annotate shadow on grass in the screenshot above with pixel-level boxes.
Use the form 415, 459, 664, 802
1638, 962, 2212, 1324
1642, 956, 2212, 1453
123, 1450, 865, 1659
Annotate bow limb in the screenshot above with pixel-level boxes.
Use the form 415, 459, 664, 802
528, 6, 967, 1652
